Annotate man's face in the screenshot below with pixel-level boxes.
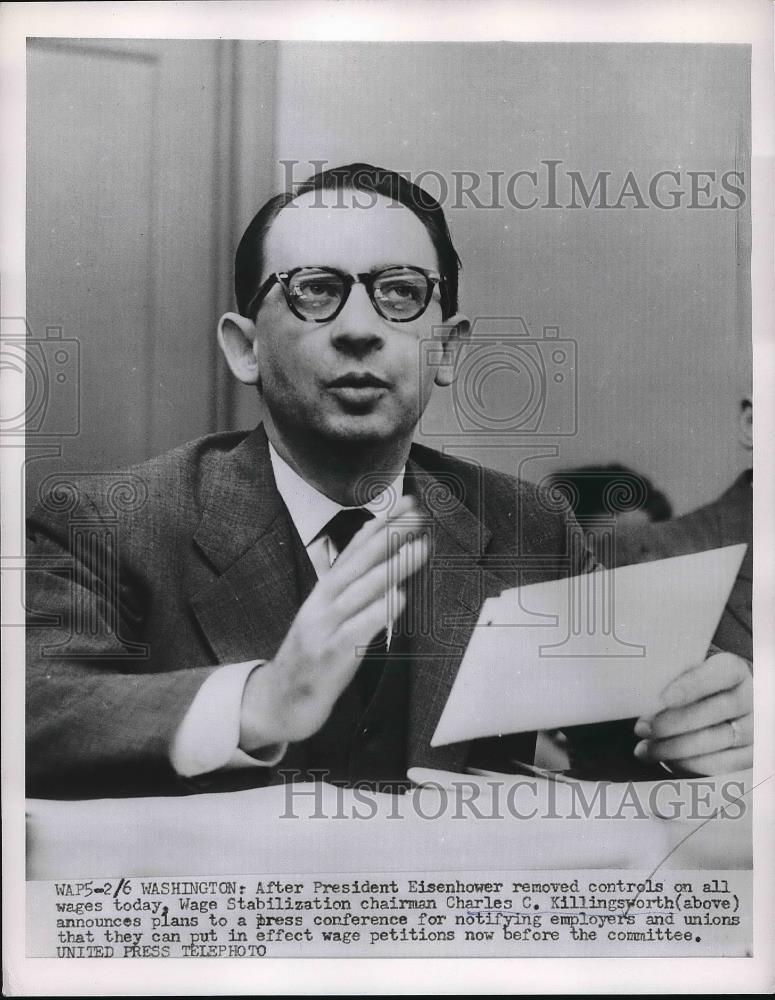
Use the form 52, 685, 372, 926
251, 191, 447, 450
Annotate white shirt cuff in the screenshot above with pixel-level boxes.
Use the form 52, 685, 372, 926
170, 660, 287, 777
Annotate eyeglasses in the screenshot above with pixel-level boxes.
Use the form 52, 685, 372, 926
247, 265, 446, 324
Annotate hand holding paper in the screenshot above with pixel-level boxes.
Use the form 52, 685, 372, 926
432, 545, 748, 775
633, 650, 753, 774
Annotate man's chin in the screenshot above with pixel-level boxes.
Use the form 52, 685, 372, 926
317, 412, 410, 447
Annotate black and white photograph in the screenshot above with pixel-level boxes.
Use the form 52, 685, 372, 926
2, 0, 773, 994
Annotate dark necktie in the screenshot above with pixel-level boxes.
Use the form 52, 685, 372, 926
325, 507, 386, 705
325, 507, 375, 558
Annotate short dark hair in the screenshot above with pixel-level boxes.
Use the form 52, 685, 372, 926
545, 463, 673, 523
234, 162, 461, 321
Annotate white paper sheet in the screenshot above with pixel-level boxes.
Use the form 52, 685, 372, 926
431, 544, 747, 746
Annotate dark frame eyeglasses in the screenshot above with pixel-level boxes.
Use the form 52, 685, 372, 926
246, 265, 446, 324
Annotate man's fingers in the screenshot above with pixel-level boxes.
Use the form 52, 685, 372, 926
663, 746, 754, 777
280, 584, 406, 714
635, 712, 753, 763
333, 587, 408, 677
325, 498, 428, 589
645, 688, 750, 740
332, 494, 417, 568
333, 535, 429, 623
658, 653, 751, 710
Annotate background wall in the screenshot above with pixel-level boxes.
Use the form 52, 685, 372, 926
25, 38, 277, 502
27, 40, 751, 515
274, 42, 751, 514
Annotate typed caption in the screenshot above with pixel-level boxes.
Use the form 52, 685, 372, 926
28, 869, 751, 958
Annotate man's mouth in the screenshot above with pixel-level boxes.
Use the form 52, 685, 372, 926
326, 372, 390, 408
328, 373, 390, 389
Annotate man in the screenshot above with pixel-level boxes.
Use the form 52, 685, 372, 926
25, 164, 752, 798
617, 398, 752, 662
565, 399, 753, 779
543, 463, 673, 565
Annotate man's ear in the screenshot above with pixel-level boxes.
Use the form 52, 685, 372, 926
738, 398, 753, 451
433, 313, 470, 387
218, 312, 259, 386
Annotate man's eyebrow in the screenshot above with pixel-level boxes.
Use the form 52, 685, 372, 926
357, 263, 440, 275
270, 262, 435, 274
364, 263, 420, 273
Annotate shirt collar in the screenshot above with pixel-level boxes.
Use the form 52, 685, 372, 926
268, 441, 405, 547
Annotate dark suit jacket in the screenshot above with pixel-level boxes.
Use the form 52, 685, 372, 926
615, 471, 752, 661
26, 425, 593, 798
565, 471, 752, 779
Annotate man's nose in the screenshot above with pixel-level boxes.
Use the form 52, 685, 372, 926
329, 282, 384, 354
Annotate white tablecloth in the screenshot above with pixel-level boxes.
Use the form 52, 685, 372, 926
27, 770, 752, 879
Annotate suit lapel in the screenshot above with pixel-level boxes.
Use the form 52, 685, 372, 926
404, 457, 507, 774
187, 429, 512, 775
189, 427, 304, 665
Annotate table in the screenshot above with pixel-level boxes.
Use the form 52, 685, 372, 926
26, 770, 753, 879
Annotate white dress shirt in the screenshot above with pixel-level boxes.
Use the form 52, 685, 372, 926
170, 443, 405, 778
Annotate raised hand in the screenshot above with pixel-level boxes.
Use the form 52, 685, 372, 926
239, 495, 428, 749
